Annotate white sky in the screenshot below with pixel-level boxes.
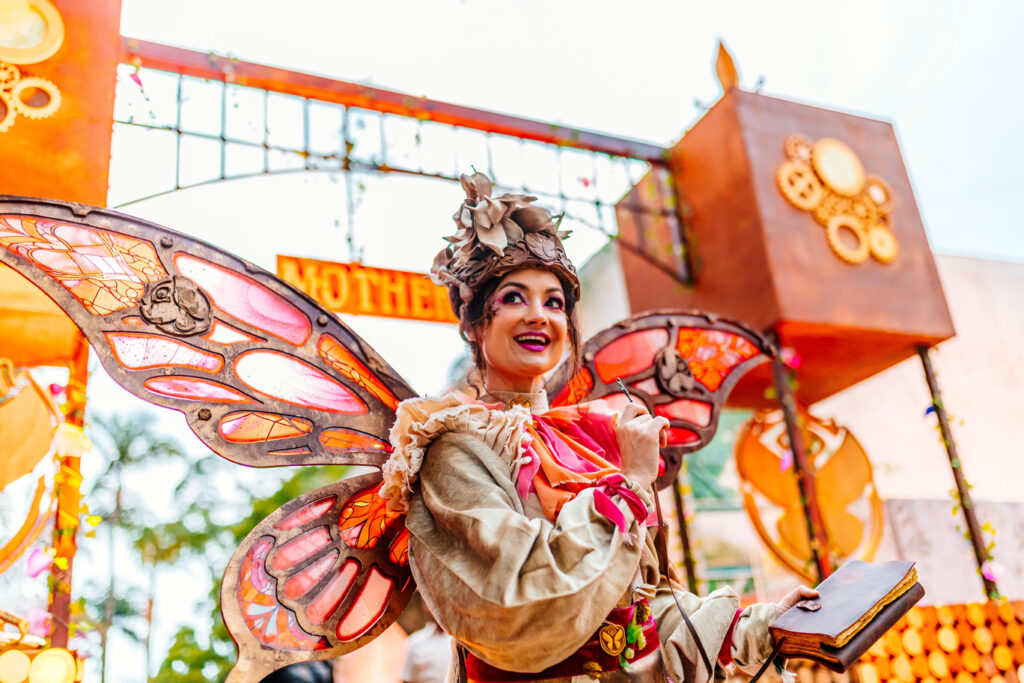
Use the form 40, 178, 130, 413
10, 1, 1024, 680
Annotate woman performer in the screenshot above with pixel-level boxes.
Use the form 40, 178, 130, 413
380, 173, 816, 682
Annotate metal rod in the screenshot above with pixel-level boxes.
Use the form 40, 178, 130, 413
917, 345, 998, 598
770, 358, 832, 581
120, 37, 669, 164
672, 472, 700, 594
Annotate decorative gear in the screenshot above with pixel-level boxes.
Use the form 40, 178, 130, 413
868, 225, 899, 263
826, 214, 869, 264
10, 76, 61, 119
812, 192, 850, 226
777, 161, 825, 211
0, 91, 15, 133
812, 138, 866, 197
864, 175, 893, 213
0, 61, 20, 87
784, 134, 813, 165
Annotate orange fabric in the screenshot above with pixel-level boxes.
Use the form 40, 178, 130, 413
524, 405, 622, 521
0, 265, 81, 367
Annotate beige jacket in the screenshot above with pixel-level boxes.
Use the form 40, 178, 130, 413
386, 397, 777, 682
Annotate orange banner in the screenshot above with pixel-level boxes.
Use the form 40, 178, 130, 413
277, 256, 458, 324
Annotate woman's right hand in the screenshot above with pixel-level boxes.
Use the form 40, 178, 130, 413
615, 402, 669, 490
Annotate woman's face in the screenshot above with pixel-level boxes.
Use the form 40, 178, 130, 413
475, 268, 568, 394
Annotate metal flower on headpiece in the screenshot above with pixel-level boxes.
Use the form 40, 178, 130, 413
431, 172, 579, 318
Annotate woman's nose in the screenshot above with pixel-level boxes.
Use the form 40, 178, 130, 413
523, 298, 547, 324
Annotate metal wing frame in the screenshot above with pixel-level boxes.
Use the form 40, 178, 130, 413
0, 195, 416, 470
546, 310, 776, 488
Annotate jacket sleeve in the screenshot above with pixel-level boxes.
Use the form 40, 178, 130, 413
405, 431, 654, 674
652, 579, 778, 682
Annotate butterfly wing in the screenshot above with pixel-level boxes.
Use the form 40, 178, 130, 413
0, 196, 416, 469
546, 310, 774, 487
222, 471, 414, 682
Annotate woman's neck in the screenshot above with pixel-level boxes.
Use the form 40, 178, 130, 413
482, 368, 544, 395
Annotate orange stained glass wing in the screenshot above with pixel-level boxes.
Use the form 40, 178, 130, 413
0, 215, 166, 315
318, 334, 399, 410
236, 536, 329, 651
105, 332, 224, 372
337, 484, 404, 550
319, 428, 393, 455
592, 329, 669, 383
336, 566, 394, 641
173, 253, 311, 346
550, 368, 594, 408
388, 529, 409, 566
675, 328, 759, 391
233, 350, 368, 415
218, 411, 314, 443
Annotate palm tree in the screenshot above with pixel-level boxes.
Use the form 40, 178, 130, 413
87, 411, 187, 683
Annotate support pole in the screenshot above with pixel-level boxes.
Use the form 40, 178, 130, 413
917, 346, 998, 599
672, 473, 700, 595
771, 358, 832, 582
49, 337, 89, 647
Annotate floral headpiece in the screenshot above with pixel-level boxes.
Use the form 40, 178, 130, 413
430, 172, 579, 320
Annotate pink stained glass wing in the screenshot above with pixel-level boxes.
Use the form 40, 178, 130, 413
202, 319, 264, 345
174, 253, 311, 346
306, 560, 360, 626
106, 332, 224, 372
223, 475, 415, 678
283, 551, 339, 600
271, 527, 333, 572
219, 411, 314, 443
0, 215, 166, 315
654, 399, 712, 427
143, 376, 251, 403
592, 329, 669, 383
234, 536, 329, 652
234, 350, 368, 414
336, 567, 394, 641
275, 496, 337, 531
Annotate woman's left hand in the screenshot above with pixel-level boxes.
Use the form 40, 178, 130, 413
775, 585, 820, 618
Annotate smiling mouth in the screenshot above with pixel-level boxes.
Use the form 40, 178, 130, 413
514, 333, 550, 352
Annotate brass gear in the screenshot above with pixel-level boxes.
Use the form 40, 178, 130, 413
10, 76, 61, 119
864, 175, 893, 213
812, 192, 849, 226
849, 193, 879, 228
0, 61, 20, 87
0, 91, 15, 133
777, 161, 825, 210
784, 134, 813, 164
826, 214, 869, 264
868, 225, 898, 263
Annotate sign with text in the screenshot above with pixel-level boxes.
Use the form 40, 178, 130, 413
277, 255, 458, 324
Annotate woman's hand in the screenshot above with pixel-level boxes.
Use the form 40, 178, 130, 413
615, 402, 669, 490
775, 585, 821, 618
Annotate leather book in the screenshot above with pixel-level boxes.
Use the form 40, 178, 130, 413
769, 560, 925, 673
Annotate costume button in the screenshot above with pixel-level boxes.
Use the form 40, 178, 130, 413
599, 623, 626, 656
